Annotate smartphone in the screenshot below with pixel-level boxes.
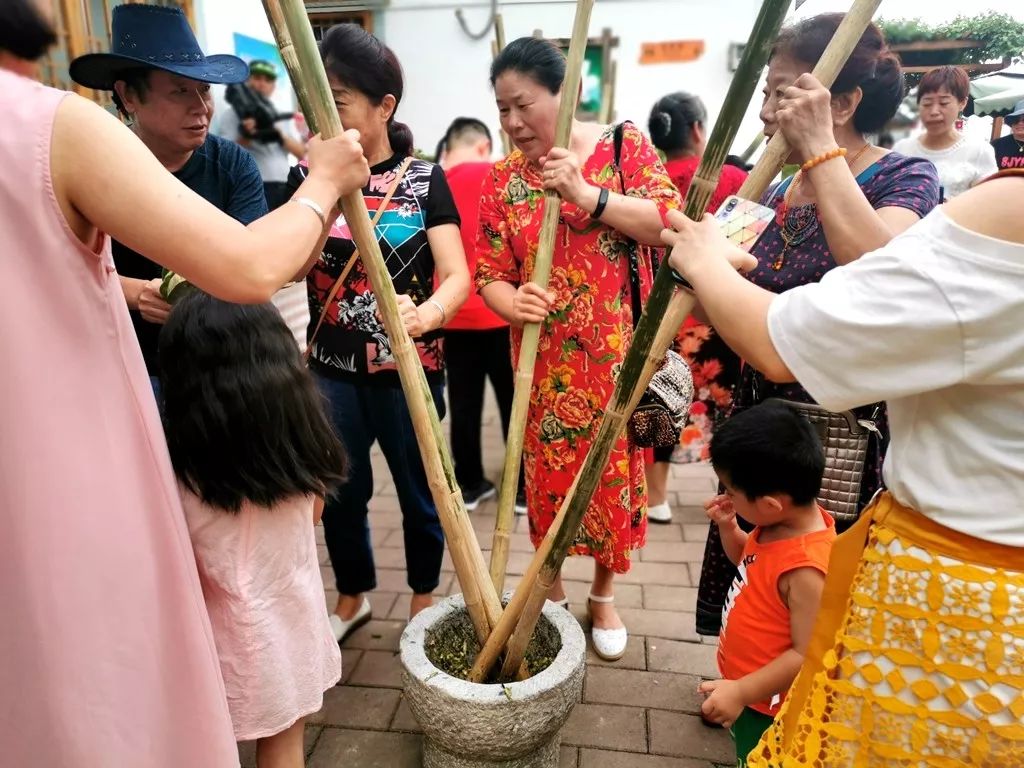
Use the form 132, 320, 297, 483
712, 195, 775, 253
668, 195, 775, 288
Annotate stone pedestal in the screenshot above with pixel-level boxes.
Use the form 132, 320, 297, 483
400, 594, 585, 768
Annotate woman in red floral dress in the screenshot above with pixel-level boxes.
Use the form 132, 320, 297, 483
476, 38, 681, 661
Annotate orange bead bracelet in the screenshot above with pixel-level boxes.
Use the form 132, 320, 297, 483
801, 146, 847, 172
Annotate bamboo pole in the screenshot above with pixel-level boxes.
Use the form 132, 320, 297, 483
474, 0, 884, 683
487, 0, 596, 596
262, 0, 504, 650
495, 12, 507, 50
493, 14, 512, 156
739, 132, 765, 165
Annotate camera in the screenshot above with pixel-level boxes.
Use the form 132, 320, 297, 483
224, 82, 293, 144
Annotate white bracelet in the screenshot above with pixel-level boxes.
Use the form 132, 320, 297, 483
426, 298, 447, 326
292, 196, 327, 227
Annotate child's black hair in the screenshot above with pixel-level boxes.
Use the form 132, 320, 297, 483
709, 401, 824, 506
159, 291, 347, 512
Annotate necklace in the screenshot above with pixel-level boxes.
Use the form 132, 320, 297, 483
772, 144, 872, 271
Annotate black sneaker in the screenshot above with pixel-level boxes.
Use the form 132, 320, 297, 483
514, 489, 528, 516
462, 480, 496, 511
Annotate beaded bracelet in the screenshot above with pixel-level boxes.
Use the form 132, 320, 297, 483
801, 146, 847, 173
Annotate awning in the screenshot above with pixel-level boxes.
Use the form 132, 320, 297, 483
303, 0, 389, 10
969, 64, 1024, 117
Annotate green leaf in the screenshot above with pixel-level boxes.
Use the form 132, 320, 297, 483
160, 271, 194, 304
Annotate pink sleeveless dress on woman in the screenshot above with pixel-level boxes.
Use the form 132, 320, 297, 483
0, 70, 239, 766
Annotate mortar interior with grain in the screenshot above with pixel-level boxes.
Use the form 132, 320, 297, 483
425, 606, 559, 682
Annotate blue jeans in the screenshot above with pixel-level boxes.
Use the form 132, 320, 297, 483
316, 374, 446, 595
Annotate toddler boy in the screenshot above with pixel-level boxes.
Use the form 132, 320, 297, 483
699, 401, 836, 766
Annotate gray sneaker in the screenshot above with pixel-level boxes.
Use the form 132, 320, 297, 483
462, 480, 497, 512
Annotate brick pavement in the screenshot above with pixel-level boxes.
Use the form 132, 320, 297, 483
239, 390, 733, 767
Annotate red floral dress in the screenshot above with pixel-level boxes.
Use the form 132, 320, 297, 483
475, 123, 681, 573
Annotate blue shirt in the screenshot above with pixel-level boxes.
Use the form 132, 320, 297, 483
113, 133, 267, 374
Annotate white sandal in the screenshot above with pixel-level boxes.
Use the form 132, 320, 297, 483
587, 593, 628, 661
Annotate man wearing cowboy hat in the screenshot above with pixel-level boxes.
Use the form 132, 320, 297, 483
70, 3, 268, 392
219, 58, 308, 211
991, 99, 1024, 171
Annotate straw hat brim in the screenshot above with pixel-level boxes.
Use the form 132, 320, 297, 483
70, 52, 249, 90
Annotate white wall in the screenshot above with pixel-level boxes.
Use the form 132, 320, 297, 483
382, 0, 769, 158
193, 0, 770, 158
192, 0, 297, 123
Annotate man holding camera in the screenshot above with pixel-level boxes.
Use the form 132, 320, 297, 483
220, 59, 307, 210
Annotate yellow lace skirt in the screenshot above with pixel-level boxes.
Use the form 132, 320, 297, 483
748, 492, 1024, 767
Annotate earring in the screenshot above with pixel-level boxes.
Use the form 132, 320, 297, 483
956, 110, 965, 132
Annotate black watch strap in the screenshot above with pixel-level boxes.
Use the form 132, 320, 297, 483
591, 187, 610, 219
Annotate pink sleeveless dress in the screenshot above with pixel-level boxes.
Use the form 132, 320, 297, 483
0, 69, 239, 766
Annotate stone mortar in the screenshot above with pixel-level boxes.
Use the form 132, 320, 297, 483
400, 594, 586, 768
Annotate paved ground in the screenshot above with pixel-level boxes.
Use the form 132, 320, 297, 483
240, 389, 732, 767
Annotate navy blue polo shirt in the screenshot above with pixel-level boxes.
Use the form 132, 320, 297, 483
113, 133, 267, 374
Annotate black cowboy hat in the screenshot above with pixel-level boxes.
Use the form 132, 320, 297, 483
69, 4, 248, 90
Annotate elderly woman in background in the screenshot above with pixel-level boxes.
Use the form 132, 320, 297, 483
893, 65, 998, 199
694, 13, 941, 639
477, 37, 682, 662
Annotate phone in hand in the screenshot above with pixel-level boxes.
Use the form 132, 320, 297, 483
712, 195, 775, 253
668, 195, 774, 288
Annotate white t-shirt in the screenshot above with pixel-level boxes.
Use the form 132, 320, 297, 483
767, 208, 1024, 546
892, 134, 998, 199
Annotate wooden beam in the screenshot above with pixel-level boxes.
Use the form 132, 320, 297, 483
890, 39, 982, 52
59, 0, 89, 95
991, 116, 1004, 141
903, 62, 1006, 75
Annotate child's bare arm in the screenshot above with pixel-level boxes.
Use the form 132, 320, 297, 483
705, 494, 747, 565
313, 496, 325, 525
698, 566, 825, 727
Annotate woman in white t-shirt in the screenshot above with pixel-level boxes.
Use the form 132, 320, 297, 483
893, 66, 998, 199
662, 168, 1024, 766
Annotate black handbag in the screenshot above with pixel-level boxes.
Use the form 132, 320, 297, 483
610, 123, 694, 448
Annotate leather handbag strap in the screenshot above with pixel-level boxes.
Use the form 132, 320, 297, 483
613, 123, 662, 330
304, 156, 414, 361
613, 123, 644, 330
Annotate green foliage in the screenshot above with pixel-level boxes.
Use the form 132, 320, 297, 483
880, 13, 1024, 66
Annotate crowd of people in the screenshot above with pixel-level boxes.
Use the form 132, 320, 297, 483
2, 0, 1022, 766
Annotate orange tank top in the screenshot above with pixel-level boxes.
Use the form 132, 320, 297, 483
717, 507, 836, 715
